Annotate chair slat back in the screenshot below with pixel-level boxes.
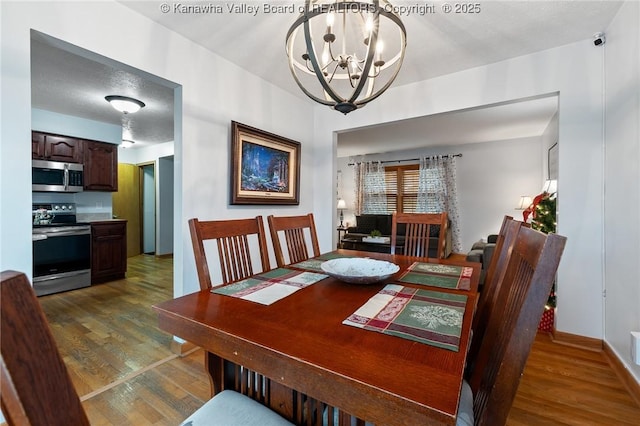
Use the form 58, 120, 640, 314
267, 214, 320, 267
1, 270, 90, 426
468, 227, 566, 426
189, 216, 270, 290
391, 212, 448, 258
466, 216, 521, 371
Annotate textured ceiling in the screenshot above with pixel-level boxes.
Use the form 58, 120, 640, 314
30, 1, 621, 150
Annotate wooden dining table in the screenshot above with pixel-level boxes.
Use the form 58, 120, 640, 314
154, 249, 480, 426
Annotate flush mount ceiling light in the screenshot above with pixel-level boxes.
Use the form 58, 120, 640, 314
286, 0, 406, 114
105, 95, 145, 114
121, 140, 135, 148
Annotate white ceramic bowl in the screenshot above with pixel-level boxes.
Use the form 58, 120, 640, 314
320, 258, 400, 285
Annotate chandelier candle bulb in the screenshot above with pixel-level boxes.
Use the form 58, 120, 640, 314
375, 40, 384, 65
326, 12, 334, 31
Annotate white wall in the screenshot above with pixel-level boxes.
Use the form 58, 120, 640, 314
314, 39, 605, 342
337, 136, 543, 251
604, 0, 640, 381
0, 1, 315, 300
32, 108, 122, 144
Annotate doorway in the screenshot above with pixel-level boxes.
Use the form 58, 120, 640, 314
141, 163, 156, 255
113, 159, 173, 258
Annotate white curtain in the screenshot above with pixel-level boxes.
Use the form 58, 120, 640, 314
353, 161, 387, 215
417, 156, 462, 252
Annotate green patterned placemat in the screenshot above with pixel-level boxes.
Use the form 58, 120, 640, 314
398, 262, 473, 291
343, 284, 468, 351
290, 251, 350, 272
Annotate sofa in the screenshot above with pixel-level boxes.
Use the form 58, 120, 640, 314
465, 234, 498, 287
341, 214, 452, 257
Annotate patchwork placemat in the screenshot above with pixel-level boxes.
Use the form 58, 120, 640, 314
343, 284, 468, 352
212, 268, 328, 305
397, 262, 474, 291
290, 251, 350, 272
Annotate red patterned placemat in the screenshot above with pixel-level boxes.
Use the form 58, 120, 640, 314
343, 284, 468, 352
212, 268, 328, 305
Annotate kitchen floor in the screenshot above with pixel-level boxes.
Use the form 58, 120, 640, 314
39, 255, 208, 424
36, 255, 640, 425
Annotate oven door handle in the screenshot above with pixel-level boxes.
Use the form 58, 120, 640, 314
35, 229, 91, 238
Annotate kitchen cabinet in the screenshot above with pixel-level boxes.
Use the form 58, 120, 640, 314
32, 131, 83, 163
91, 220, 127, 284
84, 140, 118, 191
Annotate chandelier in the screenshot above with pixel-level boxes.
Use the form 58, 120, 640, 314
286, 0, 406, 114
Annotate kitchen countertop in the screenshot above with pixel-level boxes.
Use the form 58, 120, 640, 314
89, 219, 128, 223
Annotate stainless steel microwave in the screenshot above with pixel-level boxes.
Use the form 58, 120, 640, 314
32, 159, 84, 192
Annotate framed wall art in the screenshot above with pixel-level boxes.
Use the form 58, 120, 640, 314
548, 142, 558, 180
230, 121, 301, 205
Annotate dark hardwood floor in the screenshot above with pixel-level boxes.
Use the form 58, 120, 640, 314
34, 255, 640, 425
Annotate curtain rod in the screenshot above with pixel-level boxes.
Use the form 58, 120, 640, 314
348, 153, 462, 166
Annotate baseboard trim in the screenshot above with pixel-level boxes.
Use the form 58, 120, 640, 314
156, 253, 174, 259
170, 338, 197, 356
551, 330, 603, 352
603, 341, 640, 408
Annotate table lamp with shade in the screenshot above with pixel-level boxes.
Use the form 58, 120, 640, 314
516, 196, 533, 210
337, 199, 347, 228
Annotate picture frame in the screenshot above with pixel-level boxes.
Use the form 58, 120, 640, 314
548, 142, 558, 180
230, 121, 301, 205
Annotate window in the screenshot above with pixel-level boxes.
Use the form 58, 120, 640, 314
384, 165, 420, 213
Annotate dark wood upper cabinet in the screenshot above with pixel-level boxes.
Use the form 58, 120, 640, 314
31, 132, 46, 158
83, 140, 118, 191
32, 131, 83, 163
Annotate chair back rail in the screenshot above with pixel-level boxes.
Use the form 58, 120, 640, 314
468, 227, 566, 426
267, 213, 320, 267
1, 270, 91, 426
189, 216, 270, 290
391, 212, 448, 258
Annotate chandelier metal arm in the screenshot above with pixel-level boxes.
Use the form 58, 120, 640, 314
302, 8, 343, 105
347, 8, 379, 102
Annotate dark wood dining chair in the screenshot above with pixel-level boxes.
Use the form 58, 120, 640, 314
1, 270, 91, 426
457, 227, 567, 426
390, 212, 448, 258
189, 216, 271, 290
267, 213, 320, 267
0, 270, 293, 426
466, 215, 522, 371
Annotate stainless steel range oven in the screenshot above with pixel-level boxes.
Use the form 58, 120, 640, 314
32, 203, 91, 296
